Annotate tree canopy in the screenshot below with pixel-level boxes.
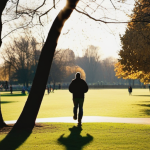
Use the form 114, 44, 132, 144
116, 0, 150, 84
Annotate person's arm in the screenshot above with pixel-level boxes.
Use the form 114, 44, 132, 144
84, 82, 88, 93
69, 80, 74, 93
83, 80, 88, 93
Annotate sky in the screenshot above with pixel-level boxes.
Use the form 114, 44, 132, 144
54, 0, 135, 59
0, 0, 135, 64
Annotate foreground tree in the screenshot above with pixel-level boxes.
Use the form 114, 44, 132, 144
0, 0, 10, 128
13, 0, 80, 129
119, 0, 150, 79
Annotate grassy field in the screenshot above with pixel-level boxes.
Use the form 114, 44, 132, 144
1, 89, 150, 121
1, 89, 150, 149
0, 123, 150, 150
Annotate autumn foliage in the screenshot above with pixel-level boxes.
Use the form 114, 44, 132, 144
65, 65, 86, 80
0, 66, 9, 81
115, 0, 150, 84
114, 62, 150, 84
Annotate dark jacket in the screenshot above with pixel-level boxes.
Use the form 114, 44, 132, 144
130, 87, 132, 92
69, 78, 88, 98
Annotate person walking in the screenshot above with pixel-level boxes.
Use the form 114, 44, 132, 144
52, 83, 55, 93
58, 84, 61, 89
130, 86, 132, 95
27, 87, 30, 94
47, 85, 50, 94
49, 86, 51, 94
69, 72, 88, 126
128, 86, 132, 95
22, 86, 25, 94
10, 85, 13, 94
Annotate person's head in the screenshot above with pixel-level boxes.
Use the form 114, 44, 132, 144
75, 72, 81, 79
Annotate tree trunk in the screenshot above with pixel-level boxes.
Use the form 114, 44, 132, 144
0, 0, 9, 128
14, 0, 79, 129
0, 96, 7, 128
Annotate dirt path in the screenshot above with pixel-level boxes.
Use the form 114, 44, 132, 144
5, 116, 150, 125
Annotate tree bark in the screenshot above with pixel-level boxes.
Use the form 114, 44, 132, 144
14, 0, 79, 129
0, 97, 7, 128
0, 0, 9, 128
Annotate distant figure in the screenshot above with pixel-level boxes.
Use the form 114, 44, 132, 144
27, 87, 30, 94
128, 86, 132, 95
22, 86, 25, 94
47, 85, 50, 94
52, 83, 55, 93
0, 84, 3, 91
69, 72, 88, 126
10, 85, 13, 94
58, 84, 61, 89
149, 85, 150, 91
50, 85, 52, 93
5, 81, 8, 91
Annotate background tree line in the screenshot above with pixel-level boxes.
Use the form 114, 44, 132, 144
0, 35, 41, 87
0, 37, 125, 86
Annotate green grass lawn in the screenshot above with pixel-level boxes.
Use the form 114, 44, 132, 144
1, 89, 150, 149
1, 89, 150, 121
0, 123, 150, 150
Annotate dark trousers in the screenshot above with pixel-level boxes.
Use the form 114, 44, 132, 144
73, 98, 84, 122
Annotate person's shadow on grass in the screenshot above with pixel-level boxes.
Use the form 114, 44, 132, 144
0, 127, 32, 150
57, 126, 93, 150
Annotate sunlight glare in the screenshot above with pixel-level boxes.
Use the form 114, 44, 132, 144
59, 0, 67, 10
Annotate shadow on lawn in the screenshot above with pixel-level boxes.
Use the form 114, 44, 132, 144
138, 101, 150, 103
137, 103, 150, 116
58, 126, 93, 150
0, 127, 32, 150
0, 94, 27, 97
133, 95, 150, 97
0, 101, 17, 104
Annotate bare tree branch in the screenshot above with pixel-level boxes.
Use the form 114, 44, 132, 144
75, 8, 150, 24
39, 0, 60, 25
2, 14, 22, 25
53, 0, 56, 9
33, 0, 47, 12
16, 0, 20, 14
2, 22, 40, 40
110, 0, 116, 10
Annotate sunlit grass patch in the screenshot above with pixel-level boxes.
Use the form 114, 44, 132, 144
1, 89, 150, 121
